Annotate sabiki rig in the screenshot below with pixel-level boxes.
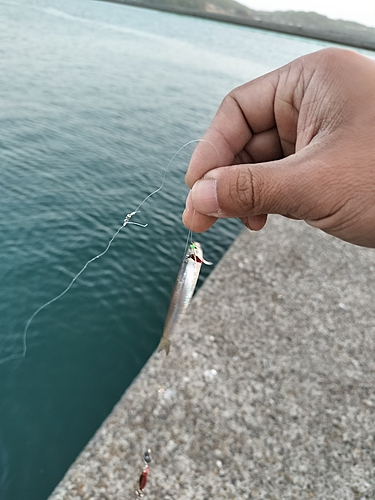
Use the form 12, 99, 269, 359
158, 242, 212, 355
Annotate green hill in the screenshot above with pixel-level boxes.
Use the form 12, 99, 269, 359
254, 9, 375, 34
151, 0, 252, 17
101, 0, 375, 50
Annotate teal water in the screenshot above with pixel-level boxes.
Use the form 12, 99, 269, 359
1, 1, 369, 498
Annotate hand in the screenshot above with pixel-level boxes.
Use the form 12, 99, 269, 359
182, 48, 375, 248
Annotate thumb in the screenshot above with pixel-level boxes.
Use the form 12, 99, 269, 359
190, 152, 326, 222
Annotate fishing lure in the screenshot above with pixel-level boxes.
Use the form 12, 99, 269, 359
135, 449, 152, 497
158, 242, 212, 355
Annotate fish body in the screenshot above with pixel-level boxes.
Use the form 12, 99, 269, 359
158, 242, 208, 355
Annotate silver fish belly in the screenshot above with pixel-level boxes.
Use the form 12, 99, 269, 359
158, 242, 206, 355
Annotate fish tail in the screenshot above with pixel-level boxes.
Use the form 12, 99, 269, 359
158, 335, 170, 355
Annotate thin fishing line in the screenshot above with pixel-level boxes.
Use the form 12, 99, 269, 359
182, 229, 192, 262
177, 140, 219, 262
1, 139, 218, 365
133, 139, 217, 213
182, 206, 199, 262
21, 221, 144, 358
0, 219, 146, 366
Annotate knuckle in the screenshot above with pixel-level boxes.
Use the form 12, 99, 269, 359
229, 168, 257, 214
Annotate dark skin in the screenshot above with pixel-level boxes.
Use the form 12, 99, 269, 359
182, 48, 375, 248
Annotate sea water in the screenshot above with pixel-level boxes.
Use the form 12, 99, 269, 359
0, 0, 368, 498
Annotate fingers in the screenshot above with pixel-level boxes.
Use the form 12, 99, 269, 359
182, 187, 269, 233
182, 191, 217, 233
189, 161, 292, 218
185, 70, 282, 189
183, 57, 304, 232
239, 214, 268, 231
185, 146, 330, 223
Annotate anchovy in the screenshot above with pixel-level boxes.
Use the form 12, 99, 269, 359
158, 242, 211, 355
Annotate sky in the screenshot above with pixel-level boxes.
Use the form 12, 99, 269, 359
236, 0, 375, 28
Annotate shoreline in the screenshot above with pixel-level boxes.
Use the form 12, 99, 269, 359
99, 0, 375, 52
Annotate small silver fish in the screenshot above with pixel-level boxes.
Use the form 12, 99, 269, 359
158, 242, 211, 355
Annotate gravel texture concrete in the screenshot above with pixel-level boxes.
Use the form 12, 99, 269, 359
49, 216, 375, 500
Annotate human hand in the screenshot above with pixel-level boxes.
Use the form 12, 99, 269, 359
183, 48, 375, 248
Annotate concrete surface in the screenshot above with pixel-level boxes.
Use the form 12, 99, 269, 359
49, 216, 375, 499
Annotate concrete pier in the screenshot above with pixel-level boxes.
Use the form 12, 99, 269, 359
49, 216, 375, 499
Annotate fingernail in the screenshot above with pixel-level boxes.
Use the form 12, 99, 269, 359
182, 191, 192, 225
185, 190, 193, 210
182, 209, 187, 225
191, 179, 219, 215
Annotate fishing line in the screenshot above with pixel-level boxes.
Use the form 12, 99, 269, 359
130, 141, 219, 497
181, 229, 192, 263
181, 188, 202, 262
1, 139, 219, 365
179, 138, 220, 262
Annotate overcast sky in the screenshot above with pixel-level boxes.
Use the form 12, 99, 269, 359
236, 0, 375, 28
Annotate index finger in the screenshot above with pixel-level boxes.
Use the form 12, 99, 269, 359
185, 70, 281, 189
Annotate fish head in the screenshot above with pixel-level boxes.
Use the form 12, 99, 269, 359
189, 241, 203, 261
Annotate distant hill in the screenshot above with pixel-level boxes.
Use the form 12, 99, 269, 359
101, 0, 375, 51
152, 0, 252, 17
254, 9, 375, 35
